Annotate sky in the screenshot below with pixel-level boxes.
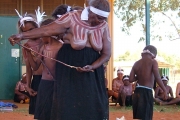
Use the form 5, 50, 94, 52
113, 10, 180, 59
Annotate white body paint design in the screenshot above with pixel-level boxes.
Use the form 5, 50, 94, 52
55, 11, 111, 51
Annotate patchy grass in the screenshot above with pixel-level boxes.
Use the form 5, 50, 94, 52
109, 104, 180, 113
13, 107, 29, 113
153, 104, 180, 113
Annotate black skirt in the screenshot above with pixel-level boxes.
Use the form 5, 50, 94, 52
29, 75, 42, 114
34, 79, 54, 120
51, 44, 109, 120
133, 87, 153, 120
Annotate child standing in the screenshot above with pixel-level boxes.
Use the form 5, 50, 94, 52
129, 45, 168, 120
24, 19, 63, 120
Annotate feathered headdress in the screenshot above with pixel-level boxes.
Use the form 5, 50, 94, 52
15, 6, 46, 27
35, 6, 46, 27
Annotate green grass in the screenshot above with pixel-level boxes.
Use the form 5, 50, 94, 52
109, 104, 180, 113
13, 107, 29, 113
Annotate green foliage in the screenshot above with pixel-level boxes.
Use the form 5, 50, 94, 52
115, 50, 180, 69
114, 50, 140, 61
114, 0, 180, 42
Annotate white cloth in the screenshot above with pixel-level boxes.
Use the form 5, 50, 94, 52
81, 7, 89, 20
89, 6, 109, 18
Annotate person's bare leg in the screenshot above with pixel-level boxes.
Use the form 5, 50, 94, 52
160, 98, 180, 105
113, 92, 118, 99
121, 90, 126, 106
115, 87, 124, 106
108, 90, 114, 98
115, 92, 120, 106
154, 98, 163, 105
17, 95, 26, 103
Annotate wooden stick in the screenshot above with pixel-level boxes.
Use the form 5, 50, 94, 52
14, 41, 94, 72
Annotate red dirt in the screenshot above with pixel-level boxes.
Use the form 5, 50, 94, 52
110, 111, 180, 120
1, 100, 180, 120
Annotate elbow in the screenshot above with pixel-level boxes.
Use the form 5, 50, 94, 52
32, 67, 38, 71
104, 53, 111, 62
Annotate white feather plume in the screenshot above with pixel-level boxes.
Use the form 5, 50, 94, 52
15, 9, 23, 19
35, 6, 46, 27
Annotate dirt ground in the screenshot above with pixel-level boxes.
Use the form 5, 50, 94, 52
1, 100, 180, 120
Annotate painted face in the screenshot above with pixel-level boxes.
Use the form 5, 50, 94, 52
21, 22, 37, 32
88, 10, 106, 26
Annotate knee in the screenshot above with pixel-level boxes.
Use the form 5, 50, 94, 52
18, 95, 26, 100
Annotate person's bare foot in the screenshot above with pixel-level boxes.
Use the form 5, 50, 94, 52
159, 101, 167, 106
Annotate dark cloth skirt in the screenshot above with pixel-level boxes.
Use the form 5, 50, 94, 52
133, 87, 153, 120
14, 91, 30, 103
34, 79, 54, 120
51, 44, 109, 120
29, 75, 42, 114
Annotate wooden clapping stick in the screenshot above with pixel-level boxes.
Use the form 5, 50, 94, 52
12, 40, 94, 72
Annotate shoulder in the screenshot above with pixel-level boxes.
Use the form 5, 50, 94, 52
152, 59, 158, 65
132, 60, 141, 69
177, 82, 180, 87
112, 78, 117, 82
16, 81, 21, 85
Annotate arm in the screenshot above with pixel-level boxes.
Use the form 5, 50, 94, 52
22, 48, 32, 88
154, 87, 161, 98
8, 13, 71, 45
129, 64, 137, 83
77, 24, 111, 72
25, 45, 43, 71
169, 86, 174, 98
112, 79, 117, 92
25, 60, 32, 87
153, 60, 168, 99
176, 83, 180, 98
91, 27, 111, 69
14, 82, 25, 96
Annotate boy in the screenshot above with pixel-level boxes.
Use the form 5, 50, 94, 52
24, 19, 63, 120
129, 45, 168, 120
155, 75, 180, 105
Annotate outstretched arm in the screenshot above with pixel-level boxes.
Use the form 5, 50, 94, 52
8, 13, 71, 45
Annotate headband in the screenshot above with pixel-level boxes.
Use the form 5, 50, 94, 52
89, 6, 109, 18
141, 49, 155, 57
161, 76, 168, 81
57, 6, 72, 18
81, 5, 109, 20
51, 36, 58, 40
117, 69, 124, 74
15, 6, 46, 27
123, 76, 129, 81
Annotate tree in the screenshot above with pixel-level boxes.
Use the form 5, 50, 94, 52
114, 0, 180, 42
115, 50, 180, 69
